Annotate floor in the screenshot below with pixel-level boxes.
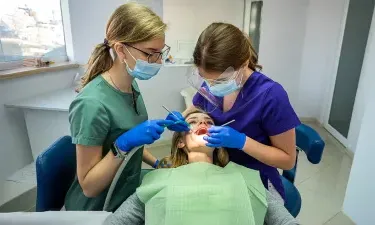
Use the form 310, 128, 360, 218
142, 122, 355, 225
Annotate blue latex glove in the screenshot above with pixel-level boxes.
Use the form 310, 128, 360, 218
165, 111, 190, 132
203, 126, 246, 150
115, 119, 174, 152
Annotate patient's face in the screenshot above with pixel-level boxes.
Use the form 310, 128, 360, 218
180, 112, 215, 154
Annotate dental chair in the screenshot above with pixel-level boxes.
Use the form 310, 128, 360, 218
138, 124, 325, 218
36, 136, 76, 211
179, 87, 325, 217
281, 124, 325, 217
36, 125, 324, 218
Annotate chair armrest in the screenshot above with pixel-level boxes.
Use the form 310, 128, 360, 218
296, 124, 325, 164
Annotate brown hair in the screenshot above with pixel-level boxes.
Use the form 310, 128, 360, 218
158, 108, 229, 168
81, 3, 167, 88
193, 22, 262, 73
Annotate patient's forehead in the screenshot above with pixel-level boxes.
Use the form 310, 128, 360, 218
186, 113, 213, 122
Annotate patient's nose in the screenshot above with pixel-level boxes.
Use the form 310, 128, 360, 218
198, 120, 208, 126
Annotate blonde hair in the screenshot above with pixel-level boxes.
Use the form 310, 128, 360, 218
158, 108, 229, 168
193, 22, 262, 73
81, 3, 167, 88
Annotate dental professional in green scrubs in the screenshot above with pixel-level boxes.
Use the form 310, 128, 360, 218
64, 3, 172, 212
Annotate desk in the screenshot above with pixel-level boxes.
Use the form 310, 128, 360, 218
0, 168, 36, 212
2, 89, 75, 211
6, 88, 77, 160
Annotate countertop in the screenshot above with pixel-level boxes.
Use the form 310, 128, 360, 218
5, 88, 77, 112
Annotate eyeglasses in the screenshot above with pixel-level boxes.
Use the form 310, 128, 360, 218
123, 43, 171, 63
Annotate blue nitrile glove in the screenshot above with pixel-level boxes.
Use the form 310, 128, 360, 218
115, 119, 174, 152
165, 111, 190, 132
203, 126, 246, 150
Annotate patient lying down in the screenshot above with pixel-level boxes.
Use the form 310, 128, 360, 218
104, 108, 299, 225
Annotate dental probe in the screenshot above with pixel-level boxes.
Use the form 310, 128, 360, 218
162, 105, 192, 131
220, 119, 236, 127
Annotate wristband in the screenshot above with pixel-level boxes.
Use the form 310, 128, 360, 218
152, 159, 160, 169
111, 142, 128, 159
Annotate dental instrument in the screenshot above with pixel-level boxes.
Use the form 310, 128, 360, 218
162, 105, 179, 120
220, 119, 235, 127
162, 105, 192, 130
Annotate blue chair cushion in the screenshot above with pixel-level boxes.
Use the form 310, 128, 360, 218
281, 175, 301, 218
296, 124, 325, 164
36, 136, 77, 211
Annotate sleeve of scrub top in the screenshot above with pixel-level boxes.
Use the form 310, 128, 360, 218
69, 97, 110, 146
103, 192, 145, 225
261, 83, 301, 136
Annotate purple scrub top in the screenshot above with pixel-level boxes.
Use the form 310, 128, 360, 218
193, 71, 301, 200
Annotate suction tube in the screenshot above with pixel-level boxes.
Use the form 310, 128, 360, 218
103, 146, 143, 211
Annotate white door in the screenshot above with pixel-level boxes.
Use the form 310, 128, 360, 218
324, 0, 375, 149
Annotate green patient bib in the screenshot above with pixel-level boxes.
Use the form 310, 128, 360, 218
136, 162, 267, 225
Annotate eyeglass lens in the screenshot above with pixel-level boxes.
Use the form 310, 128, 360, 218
148, 46, 170, 63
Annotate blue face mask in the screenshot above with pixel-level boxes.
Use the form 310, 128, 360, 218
206, 79, 241, 97
206, 71, 244, 97
124, 47, 162, 80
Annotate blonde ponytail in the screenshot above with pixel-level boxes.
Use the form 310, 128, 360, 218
80, 3, 166, 88
81, 43, 113, 88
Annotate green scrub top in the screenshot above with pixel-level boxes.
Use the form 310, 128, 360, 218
64, 75, 148, 212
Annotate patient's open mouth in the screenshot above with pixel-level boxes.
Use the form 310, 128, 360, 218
195, 127, 208, 135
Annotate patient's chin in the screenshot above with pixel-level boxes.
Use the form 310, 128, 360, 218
189, 145, 214, 154
185, 134, 214, 153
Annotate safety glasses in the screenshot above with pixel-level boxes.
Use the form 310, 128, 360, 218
123, 43, 171, 63
193, 67, 241, 87
186, 67, 221, 111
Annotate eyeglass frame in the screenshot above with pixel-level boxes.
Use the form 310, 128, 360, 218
122, 43, 171, 63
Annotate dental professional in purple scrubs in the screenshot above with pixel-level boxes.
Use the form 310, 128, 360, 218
166, 22, 301, 203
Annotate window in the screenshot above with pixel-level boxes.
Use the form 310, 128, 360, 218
0, 0, 66, 71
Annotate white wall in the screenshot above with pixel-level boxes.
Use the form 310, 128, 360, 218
343, 98, 375, 224
0, 69, 78, 182
258, 0, 309, 112
343, 12, 375, 221
259, 0, 371, 154
66, 0, 163, 64
163, 0, 244, 59
137, 66, 192, 140
298, 0, 348, 119
298, 0, 374, 153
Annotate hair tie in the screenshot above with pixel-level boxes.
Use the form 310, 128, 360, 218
103, 38, 110, 49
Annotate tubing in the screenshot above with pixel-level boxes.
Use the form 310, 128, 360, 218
103, 146, 143, 211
